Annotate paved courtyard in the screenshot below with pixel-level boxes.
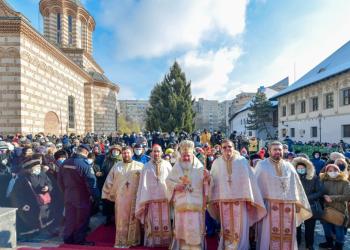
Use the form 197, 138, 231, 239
18, 214, 350, 249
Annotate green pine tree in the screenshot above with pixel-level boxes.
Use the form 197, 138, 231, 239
246, 91, 274, 138
146, 62, 195, 133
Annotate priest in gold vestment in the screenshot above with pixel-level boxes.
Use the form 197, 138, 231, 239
255, 141, 312, 250
166, 140, 210, 250
135, 144, 172, 247
102, 146, 144, 248
208, 139, 266, 250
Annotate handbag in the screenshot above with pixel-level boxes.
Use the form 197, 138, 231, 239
37, 192, 52, 205
310, 200, 323, 219
26, 178, 52, 205
322, 206, 345, 226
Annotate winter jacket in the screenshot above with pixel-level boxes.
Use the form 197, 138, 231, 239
320, 172, 350, 222
311, 158, 326, 176
293, 157, 324, 208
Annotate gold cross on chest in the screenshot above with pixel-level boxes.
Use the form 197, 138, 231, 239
227, 176, 232, 185
226, 158, 233, 186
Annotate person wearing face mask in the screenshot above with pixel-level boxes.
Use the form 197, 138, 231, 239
101, 145, 122, 225
54, 150, 68, 169
319, 164, 350, 250
87, 153, 102, 216
206, 153, 215, 171
0, 147, 11, 207
292, 157, 324, 250
87, 153, 103, 191
49, 149, 68, 231
311, 151, 326, 176
334, 158, 349, 179
132, 144, 150, 164
57, 144, 99, 246
10, 157, 53, 239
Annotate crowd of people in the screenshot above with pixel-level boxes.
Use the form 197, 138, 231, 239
0, 131, 349, 250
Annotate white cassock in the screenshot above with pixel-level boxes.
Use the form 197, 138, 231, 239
209, 155, 266, 250
255, 158, 312, 250
166, 157, 209, 250
135, 159, 172, 247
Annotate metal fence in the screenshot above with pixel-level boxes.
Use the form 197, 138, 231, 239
293, 145, 340, 158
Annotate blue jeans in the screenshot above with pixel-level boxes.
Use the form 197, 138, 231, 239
323, 222, 346, 244
205, 210, 218, 236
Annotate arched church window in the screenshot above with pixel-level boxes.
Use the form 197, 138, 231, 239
68, 15, 73, 45
68, 95, 75, 129
57, 13, 61, 44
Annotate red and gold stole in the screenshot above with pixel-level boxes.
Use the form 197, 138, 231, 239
269, 201, 294, 250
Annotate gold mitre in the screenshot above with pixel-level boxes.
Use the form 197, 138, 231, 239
179, 140, 195, 153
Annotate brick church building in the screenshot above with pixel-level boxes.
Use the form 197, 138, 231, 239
0, 0, 119, 135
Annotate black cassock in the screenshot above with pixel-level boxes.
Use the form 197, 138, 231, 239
0, 165, 11, 207
10, 172, 54, 236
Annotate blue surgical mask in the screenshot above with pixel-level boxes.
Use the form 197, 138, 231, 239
112, 151, 120, 158
87, 159, 93, 165
297, 168, 306, 175
57, 159, 65, 164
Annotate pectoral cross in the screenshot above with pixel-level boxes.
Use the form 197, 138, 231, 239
125, 181, 130, 189
280, 180, 287, 193
227, 176, 232, 186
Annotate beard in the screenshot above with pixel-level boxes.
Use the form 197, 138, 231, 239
181, 161, 192, 170
123, 157, 132, 163
270, 154, 282, 161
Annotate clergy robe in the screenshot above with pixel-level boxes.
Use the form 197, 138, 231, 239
135, 159, 172, 247
255, 158, 312, 250
166, 157, 208, 250
10, 172, 54, 236
102, 160, 143, 248
209, 155, 266, 250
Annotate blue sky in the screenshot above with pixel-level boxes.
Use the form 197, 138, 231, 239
7, 0, 350, 100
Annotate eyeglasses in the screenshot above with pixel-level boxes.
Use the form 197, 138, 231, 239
222, 146, 233, 149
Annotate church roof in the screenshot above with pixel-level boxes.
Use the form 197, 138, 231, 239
89, 71, 112, 84
71, 0, 84, 7
272, 40, 350, 100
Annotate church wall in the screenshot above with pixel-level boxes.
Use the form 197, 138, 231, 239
84, 82, 94, 133
92, 83, 117, 134
19, 28, 88, 135
0, 31, 22, 134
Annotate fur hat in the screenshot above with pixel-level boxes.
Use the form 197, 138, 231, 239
22, 158, 41, 169
325, 164, 340, 172
292, 157, 315, 180
330, 152, 345, 161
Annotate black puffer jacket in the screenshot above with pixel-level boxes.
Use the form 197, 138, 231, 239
293, 157, 324, 215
